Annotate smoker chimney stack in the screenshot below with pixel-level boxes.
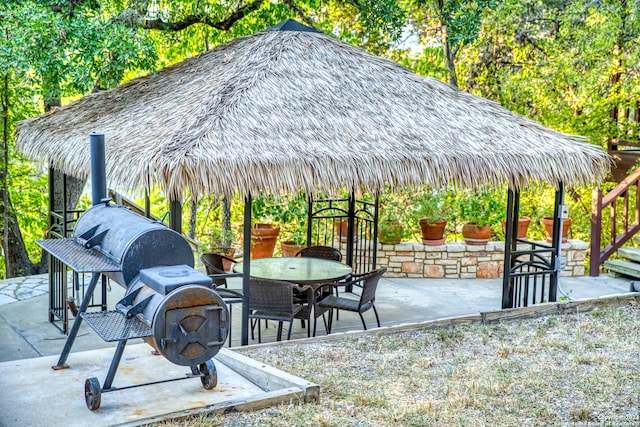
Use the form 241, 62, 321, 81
90, 133, 106, 205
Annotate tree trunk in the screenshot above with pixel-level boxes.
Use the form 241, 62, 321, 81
1, 72, 12, 277
189, 198, 197, 239
1, 75, 85, 278
441, 24, 459, 88
1, 76, 46, 276
2, 192, 47, 277
221, 196, 232, 247
0, 74, 42, 277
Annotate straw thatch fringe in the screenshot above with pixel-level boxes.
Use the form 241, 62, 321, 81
16, 25, 611, 200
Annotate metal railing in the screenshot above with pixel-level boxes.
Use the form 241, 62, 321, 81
590, 167, 640, 276
307, 195, 378, 276
502, 187, 563, 308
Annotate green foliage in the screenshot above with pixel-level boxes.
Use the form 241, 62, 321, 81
0, 0, 160, 278
414, 0, 496, 50
5, 0, 640, 278
410, 188, 456, 225
394, 46, 448, 82
192, 197, 232, 249
316, 0, 406, 54
456, 188, 504, 228
1, 151, 49, 278
1, 1, 158, 94
252, 192, 308, 245
351, 0, 406, 41
377, 217, 405, 244
461, 0, 640, 147
406, 0, 497, 84
378, 193, 410, 243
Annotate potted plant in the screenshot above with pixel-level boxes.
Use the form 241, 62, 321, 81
491, 190, 531, 239
412, 189, 451, 245
251, 192, 306, 257
378, 198, 406, 245
250, 222, 281, 259
541, 216, 571, 243
457, 189, 502, 245
204, 227, 236, 270
280, 226, 307, 257
335, 218, 358, 243
501, 215, 532, 239
537, 195, 571, 243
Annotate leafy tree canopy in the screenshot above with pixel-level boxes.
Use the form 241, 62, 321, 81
0, 0, 407, 278
461, 0, 640, 145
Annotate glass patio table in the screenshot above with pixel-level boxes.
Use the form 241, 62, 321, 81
233, 257, 352, 284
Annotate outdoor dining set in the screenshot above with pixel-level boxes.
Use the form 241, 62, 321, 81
201, 246, 386, 344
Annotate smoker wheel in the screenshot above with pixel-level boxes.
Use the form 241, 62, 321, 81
199, 360, 217, 390
85, 377, 102, 410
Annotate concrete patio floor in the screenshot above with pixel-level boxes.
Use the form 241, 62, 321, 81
0, 272, 637, 426
0, 272, 636, 362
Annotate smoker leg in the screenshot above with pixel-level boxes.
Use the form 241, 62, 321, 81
53, 273, 101, 370
103, 339, 128, 390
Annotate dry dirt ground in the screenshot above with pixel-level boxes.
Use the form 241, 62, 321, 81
152, 303, 640, 427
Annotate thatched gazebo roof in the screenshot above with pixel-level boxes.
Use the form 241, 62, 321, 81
16, 20, 610, 200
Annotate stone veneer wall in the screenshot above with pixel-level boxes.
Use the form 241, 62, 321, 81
376, 240, 588, 279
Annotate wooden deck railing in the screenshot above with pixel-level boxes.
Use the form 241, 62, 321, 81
590, 167, 640, 276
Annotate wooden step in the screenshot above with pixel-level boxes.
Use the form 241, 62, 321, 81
603, 259, 640, 279
618, 247, 640, 262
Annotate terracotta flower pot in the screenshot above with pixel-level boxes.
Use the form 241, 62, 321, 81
419, 219, 447, 246
501, 216, 531, 239
280, 240, 306, 257
462, 223, 492, 245
336, 220, 357, 243
250, 223, 280, 259
541, 217, 571, 243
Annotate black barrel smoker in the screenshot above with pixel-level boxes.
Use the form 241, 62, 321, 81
37, 201, 229, 410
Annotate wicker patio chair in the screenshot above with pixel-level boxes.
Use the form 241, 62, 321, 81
318, 268, 387, 334
295, 245, 347, 319
292, 284, 331, 338
249, 277, 310, 343
201, 253, 242, 346
201, 253, 237, 288
213, 286, 242, 347
294, 245, 342, 261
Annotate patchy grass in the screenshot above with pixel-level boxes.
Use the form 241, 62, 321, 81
151, 305, 640, 426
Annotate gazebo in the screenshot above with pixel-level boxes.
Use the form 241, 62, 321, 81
16, 20, 611, 344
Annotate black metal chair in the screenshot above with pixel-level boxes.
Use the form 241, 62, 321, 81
249, 277, 310, 343
318, 268, 386, 334
201, 253, 237, 288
